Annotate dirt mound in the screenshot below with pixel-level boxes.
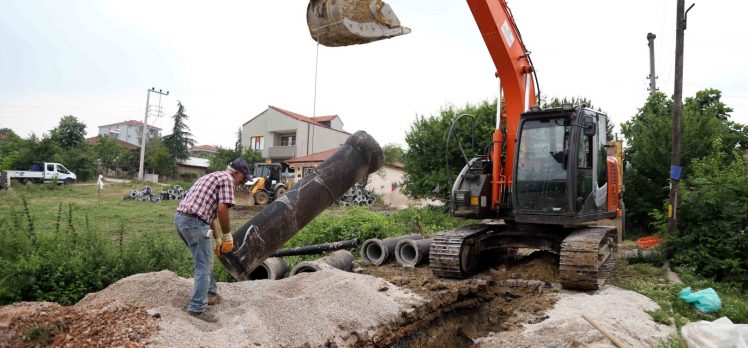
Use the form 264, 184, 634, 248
474, 285, 676, 347
79, 269, 423, 347
0, 301, 157, 347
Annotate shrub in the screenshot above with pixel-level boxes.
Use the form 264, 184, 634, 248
659, 140, 748, 281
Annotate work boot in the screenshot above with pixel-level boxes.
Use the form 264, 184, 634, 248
187, 310, 219, 323
208, 293, 222, 305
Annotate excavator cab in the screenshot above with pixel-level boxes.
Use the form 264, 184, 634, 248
450, 106, 619, 225
306, 0, 410, 47
512, 106, 618, 225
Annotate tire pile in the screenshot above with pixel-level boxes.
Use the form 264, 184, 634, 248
122, 185, 186, 203
160, 185, 186, 201
339, 184, 376, 206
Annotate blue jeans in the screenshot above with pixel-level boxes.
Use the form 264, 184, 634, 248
174, 212, 217, 313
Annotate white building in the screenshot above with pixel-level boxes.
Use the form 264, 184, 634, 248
98, 120, 161, 147
241, 106, 350, 162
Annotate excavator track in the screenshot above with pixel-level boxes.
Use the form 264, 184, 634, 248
430, 223, 618, 290
558, 226, 617, 291
429, 224, 495, 278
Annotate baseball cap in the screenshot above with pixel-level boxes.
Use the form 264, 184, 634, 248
229, 158, 251, 179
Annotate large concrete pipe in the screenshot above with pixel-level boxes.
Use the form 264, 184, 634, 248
289, 250, 355, 276
219, 131, 383, 280
248, 257, 288, 280
395, 239, 433, 267
272, 238, 359, 257
360, 234, 423, 266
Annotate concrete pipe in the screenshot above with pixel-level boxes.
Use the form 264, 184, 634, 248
219, 131, 383, 280
289, 250, 355, 276
248, 257, 288, 280
360, 234, 423, 266
395, 239, 433, 267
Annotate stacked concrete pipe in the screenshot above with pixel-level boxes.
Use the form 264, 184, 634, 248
395, 238, 433, 267
289, 250, 355, 276
360, 234, 423, 266
247, 257, 288, 280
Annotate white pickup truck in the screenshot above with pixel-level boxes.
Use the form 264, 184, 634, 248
5, 162, 77, 185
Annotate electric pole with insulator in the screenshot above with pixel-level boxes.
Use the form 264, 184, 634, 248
138, 87, 169, 181
668, 2, 695, 235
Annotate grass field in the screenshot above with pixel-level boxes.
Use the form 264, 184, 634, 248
0, 182, 183, 242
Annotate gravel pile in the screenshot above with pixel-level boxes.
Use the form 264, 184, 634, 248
78, 269, 424, 347
475, 285, 676, 347
0, 300, 157, 347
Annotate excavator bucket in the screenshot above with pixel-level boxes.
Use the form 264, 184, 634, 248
307, 0, 411, 47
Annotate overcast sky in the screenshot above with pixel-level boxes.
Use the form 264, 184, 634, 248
1, 1, 746, 149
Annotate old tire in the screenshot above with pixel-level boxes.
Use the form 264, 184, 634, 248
254, 191, 270, 205
64, 178, 73, 185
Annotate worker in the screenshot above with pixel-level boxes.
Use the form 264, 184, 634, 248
174, 158, 250, 323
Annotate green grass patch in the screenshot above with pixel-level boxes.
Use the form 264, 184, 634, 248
610, 258, 748, 335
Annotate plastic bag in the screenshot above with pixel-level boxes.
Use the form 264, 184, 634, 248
679, 287, 722, 314
682, 316, 748, 348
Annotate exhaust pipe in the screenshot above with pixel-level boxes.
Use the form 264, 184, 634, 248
360, 234, 423, 266
307, 0, 411, 47
289, 250, 355, 276
219, 131, 383, 280
248, 257, 288, 280
395, 239, 433, 267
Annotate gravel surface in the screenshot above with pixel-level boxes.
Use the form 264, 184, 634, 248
474, 285, 676, 348
78, 269, 424, 347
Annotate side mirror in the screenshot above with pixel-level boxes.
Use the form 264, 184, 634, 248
583, 122, 596, 136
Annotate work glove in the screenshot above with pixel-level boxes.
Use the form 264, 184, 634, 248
216, 233, 234, 254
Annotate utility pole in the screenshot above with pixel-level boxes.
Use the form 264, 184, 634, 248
138, 87, 169, 181
668, 2, 695, 235
647, 33, 657, 95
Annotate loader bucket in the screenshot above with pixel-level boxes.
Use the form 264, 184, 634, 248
307, 0, 411, 47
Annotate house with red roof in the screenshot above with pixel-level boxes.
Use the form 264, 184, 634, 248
241, 106, 350, 162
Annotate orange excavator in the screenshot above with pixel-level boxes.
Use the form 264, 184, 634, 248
305, 0, 623, 290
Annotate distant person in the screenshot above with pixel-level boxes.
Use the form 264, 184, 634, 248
174, 158, 250, 323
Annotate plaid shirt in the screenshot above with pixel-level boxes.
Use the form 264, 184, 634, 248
177, 171, 236, 224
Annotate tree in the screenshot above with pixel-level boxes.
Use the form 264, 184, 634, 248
403, 100, 496, 198
162, 101, 196, 161
235, 128, 243, 153
382, 143, 405, 164
93, 135, 127, 172
620, 90, 748, 234
145, 136, 176, 176
0, 128, 22, 170
59, 144, 96, 182
658, 138, 748, 280
50, 115, 87, 150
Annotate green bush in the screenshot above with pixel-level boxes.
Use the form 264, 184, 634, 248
658, 140, 748, 281
0, 198, 193, 306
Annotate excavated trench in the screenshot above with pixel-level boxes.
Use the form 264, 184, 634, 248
359, 251, 560, 348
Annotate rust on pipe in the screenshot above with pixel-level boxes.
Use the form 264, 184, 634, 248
219, 131, 383, 280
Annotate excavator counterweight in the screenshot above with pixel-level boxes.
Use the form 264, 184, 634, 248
307, 0, 411, 47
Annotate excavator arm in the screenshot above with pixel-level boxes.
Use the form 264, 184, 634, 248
467, 0, 537, 209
